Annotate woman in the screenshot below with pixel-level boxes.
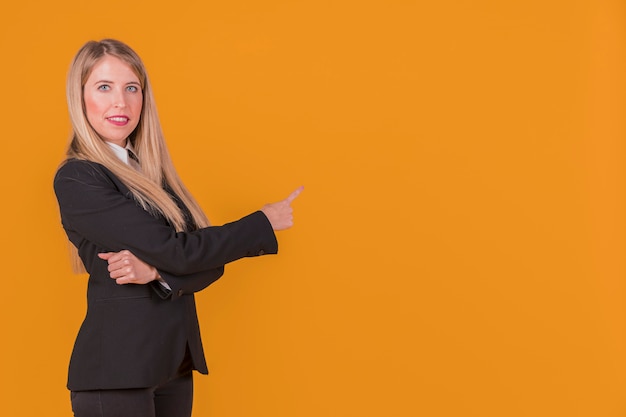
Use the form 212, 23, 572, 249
53, 39, 302, 417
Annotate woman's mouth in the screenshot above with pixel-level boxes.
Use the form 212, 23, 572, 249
107, 116, 129, 126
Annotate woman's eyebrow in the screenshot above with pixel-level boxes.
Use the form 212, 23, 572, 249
92, 80, 141, 85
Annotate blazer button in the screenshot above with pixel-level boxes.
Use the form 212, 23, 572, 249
177, 289, 184, 297
258, 249, 265, 255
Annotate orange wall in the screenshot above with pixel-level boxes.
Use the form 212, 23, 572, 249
0, 0, 624, 416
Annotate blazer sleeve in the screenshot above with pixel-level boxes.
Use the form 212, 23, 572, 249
150, 267, 225, 300
53, 160, 278, 276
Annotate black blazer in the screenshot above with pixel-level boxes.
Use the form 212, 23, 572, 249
53, 159, 278, 391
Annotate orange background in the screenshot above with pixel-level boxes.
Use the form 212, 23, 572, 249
0, 0, 624, 416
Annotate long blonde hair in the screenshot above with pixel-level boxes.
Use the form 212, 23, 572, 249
64, 39, 209, 272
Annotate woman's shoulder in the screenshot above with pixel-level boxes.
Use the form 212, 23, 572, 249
53, 158, 116, 187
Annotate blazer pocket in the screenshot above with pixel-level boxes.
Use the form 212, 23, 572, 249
95, 294, 151, 303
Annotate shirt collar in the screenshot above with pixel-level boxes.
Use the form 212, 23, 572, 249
106, 141, 136, 165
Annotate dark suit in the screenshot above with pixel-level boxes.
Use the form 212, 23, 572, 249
54, 159, 278, 391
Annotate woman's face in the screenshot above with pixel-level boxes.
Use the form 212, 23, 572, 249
83, 55, 143, 147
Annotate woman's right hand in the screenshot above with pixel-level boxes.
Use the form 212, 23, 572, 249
261, 186, 304, 231
98, 250, 161, 285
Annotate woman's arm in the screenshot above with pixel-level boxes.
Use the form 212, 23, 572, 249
98, 250, 224, 299
54, 160, 295, 275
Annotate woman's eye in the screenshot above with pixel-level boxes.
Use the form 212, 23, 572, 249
127, 85, 139, 92
97, 84, 110, 91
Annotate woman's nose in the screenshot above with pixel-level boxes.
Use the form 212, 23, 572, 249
112, 90, 126, 108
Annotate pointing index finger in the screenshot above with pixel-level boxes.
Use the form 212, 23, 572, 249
285, 186, 304, 203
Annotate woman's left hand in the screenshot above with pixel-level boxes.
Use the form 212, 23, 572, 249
98, 250, 160, 285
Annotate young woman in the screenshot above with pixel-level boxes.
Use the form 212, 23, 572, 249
53, 39, 302, 417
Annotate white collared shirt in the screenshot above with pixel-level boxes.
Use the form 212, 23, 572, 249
106, 141, 135, 165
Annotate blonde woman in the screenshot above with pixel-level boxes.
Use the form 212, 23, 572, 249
54, 39, 302, 417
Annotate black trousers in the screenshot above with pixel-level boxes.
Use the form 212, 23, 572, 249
71, 351, 194, 417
